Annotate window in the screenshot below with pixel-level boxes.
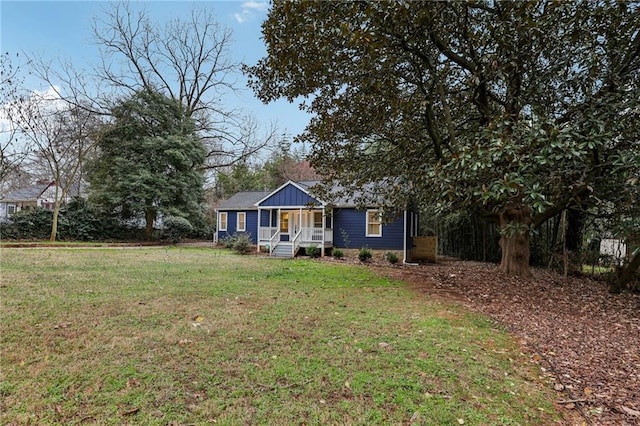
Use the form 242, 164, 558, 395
313, 211, 323, 228
237, 212, 246, 232
7, 205, 16, 216
219, 212, 227, 231
366, 210, 382, 237
280, 212, 289, 233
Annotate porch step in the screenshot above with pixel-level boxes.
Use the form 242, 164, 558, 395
271, 244, 294, 258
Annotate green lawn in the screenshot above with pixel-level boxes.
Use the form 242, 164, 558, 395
0, 248, 560, 425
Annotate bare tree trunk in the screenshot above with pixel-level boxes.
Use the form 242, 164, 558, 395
611, 249, 640, 293
49, 183, 62, 242
145, 209, 156, 241
498, 205, 533, 279
50, 200, 60, 242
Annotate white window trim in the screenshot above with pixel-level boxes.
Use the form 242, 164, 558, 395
237, 212, 246, 232
219, 212, 228, 231
366, 209, 382, 237
7, 205, 16, 216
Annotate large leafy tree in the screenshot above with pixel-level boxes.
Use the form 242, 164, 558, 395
247, 0, 640, 278
89, 89, 206, 239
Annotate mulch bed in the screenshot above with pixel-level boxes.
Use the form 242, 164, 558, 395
366, 259, 640, 426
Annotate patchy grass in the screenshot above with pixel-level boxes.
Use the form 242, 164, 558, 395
1, 248, 560, 425
581, 264, 614, 275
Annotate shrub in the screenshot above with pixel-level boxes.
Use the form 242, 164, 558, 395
59, 198, 128, 241
332, 248, 344, 259
306, 244, 320, 258
358, 246, 372, 262
163, 216, 193, 244
0, 208, 53, 240
221, 233, 253, 254
385, 251, 399, 264
221, 234, 238, 250
232, 233, 253, 254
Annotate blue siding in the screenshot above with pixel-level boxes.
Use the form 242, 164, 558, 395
217, 210, 259, 244
260, 209, 270, 225
260, 209, 278, 227
333, 208, 405, 250
259, 183, 321, 207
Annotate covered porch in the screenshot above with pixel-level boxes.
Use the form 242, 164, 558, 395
257, 207, 333, 257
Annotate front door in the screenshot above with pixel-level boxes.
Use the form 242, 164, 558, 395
280, 211, 289, 241
280, 210, 301, 241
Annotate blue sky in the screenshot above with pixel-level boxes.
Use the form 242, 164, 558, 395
0, 0, 310, 138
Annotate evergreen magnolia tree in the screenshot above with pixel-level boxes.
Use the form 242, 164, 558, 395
247, 1, 640, 278
89, 89, 206, 240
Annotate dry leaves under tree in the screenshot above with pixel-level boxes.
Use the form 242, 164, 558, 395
370, 259, 640, 426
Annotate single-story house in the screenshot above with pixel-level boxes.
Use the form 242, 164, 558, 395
215, 180, 420, 262
0, 181, 63, 222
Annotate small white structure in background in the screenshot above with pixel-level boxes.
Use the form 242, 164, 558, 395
600, 238, 627, 263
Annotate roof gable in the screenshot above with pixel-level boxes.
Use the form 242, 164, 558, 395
257, 181, 324, 207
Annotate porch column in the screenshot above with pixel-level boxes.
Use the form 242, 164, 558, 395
299, 208, 302, 235
403, 210, 407, 264
321, 207, 326, 257
256, 207, 261, 253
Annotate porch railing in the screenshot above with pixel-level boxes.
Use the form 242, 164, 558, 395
259, 226, 333, 245
292, 229, 303, 256
325, 228, 333, 243
299, 227, 333, 243
259, 227, 278, 241
301, 227, 322, 242
268, 230, 280, 255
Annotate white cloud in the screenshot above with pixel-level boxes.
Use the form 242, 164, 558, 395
243, 1, 268, 11
234, 1, 268, 24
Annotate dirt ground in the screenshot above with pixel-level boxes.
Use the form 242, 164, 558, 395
360, 257, 640, 426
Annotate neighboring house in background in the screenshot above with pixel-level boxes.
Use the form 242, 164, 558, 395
215, 180, 419, 261
0, 181, 69, 222
600, 238, 627, 264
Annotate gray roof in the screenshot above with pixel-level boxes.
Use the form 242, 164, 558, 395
303, 181, 387, 208
216, 191, 271, 210
216, 180, 399, 211
0, 183, 52, 202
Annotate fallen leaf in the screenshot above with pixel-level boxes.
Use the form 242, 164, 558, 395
369, 259, 640, 425
457, 419, 465, 425
554, 383, 565, 391
620, 406, 640, 417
